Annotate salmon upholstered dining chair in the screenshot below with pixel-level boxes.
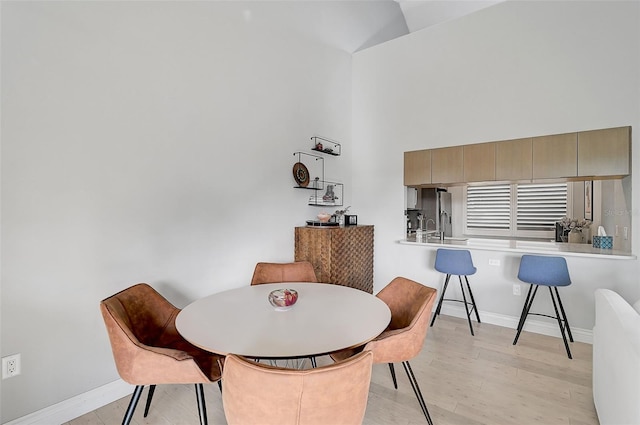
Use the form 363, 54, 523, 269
222, 350, 373, 425
100, 283, 224, 425
250, 261, 318, 285
331, 277, 438, 425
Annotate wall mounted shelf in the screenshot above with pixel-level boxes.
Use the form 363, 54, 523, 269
293, 151, 324, 189
308, 181, 343, 206
293, 137, 344, 207
311, 136, 341, 156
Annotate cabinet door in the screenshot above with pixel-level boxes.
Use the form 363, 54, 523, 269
431, 146, 463, 184
404, 150, 431, 186
578, 126, 630, 177
532, 133, 577, 179
464, 142, 495, 182
496, 138, 532, 181
294, 226, 374, 293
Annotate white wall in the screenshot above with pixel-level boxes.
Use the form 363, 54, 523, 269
0, 2, 355, 421
352, 1, 640, 332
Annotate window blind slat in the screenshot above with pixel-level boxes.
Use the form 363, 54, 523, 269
517, 183, 567, 231
467, 185, 510, 230
466, 183, 567, 233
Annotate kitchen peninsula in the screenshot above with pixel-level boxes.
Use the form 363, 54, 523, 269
399, 235, 635, 260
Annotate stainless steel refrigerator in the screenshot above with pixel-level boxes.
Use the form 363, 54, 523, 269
420, 188, 452, 237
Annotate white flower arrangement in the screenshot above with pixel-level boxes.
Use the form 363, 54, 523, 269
559, 216, 592, 231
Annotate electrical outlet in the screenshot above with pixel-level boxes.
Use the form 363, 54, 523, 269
2, 354, 21, 379
488, 259, 500, 266
513, 284, 521, 296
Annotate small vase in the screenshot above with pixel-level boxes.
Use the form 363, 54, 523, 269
568, 229, 583, 244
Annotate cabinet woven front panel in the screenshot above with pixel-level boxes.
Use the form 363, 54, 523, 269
295, 225, 374, 293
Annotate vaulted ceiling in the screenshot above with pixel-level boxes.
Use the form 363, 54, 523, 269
267, 0, 503, 52
396, 0, 502, 33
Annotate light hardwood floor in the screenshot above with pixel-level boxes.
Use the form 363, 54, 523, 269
66, 315, 598, 425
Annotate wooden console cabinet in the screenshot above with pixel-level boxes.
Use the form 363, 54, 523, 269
295, 225, 374, 293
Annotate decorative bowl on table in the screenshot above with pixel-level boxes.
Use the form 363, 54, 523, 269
268, 289, 298, 311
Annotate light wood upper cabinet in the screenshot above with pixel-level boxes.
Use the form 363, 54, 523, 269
532, 133, 577, 179
403, 126, 630, 186
432, 146, 463, 184
496, 138, 532, 181
578, 126, 630, 177
404, 149, 431, 186
464, 142, 496, 182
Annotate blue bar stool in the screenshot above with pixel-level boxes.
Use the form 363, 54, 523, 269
430, 248, 481, 335
513, 255, 574, 359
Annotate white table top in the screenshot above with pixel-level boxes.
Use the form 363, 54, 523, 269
176, 283, 391, 359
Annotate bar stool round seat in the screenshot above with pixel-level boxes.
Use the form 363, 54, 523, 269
513, 255, 574, 358
430, 248, 481, 335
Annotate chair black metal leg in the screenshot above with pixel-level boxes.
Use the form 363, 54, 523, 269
310, 356, 317, 368
430, 274, 451, 327
402, 361, 434, 425
218, 380, 222, 392
549, 287, 572, 359
195, 383, 208, 425
513, 285, 539, 345
464, 276, 481, 323
122, 385, 144, 425
458, 276, 474, 336
143, 384, 156, 417
554, 287, 574, 342
388, 363, 398, 389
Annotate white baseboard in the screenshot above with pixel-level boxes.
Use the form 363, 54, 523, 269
439, 305, 593, 344
4, 379, 132, 425
4, 309, 592, 425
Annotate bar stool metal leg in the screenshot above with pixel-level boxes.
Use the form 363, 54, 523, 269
513, 284, 539, 345
554, 287, 574, 342
458, 275, 475, 336
514, 284, 535, 340
464, 276, 481, 323
549, 287, 572, 359
430, 274, 451, 327
513, 285, 538, 345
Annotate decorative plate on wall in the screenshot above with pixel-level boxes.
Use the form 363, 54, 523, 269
293, 162, 309, 187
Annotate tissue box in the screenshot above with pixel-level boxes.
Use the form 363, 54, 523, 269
593, 236, 613, 249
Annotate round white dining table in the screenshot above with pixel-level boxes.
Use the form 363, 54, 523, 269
176, 282, 391, 359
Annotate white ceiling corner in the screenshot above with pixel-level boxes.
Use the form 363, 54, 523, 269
395, 0, 504, 33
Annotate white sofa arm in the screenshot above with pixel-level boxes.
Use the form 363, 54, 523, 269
593, 289, 640, 425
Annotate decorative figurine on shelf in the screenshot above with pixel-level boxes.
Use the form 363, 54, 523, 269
315, 142, 323, 151
323, 184, 336, 201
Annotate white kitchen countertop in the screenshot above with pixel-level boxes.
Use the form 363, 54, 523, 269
398, 236, 636, 260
